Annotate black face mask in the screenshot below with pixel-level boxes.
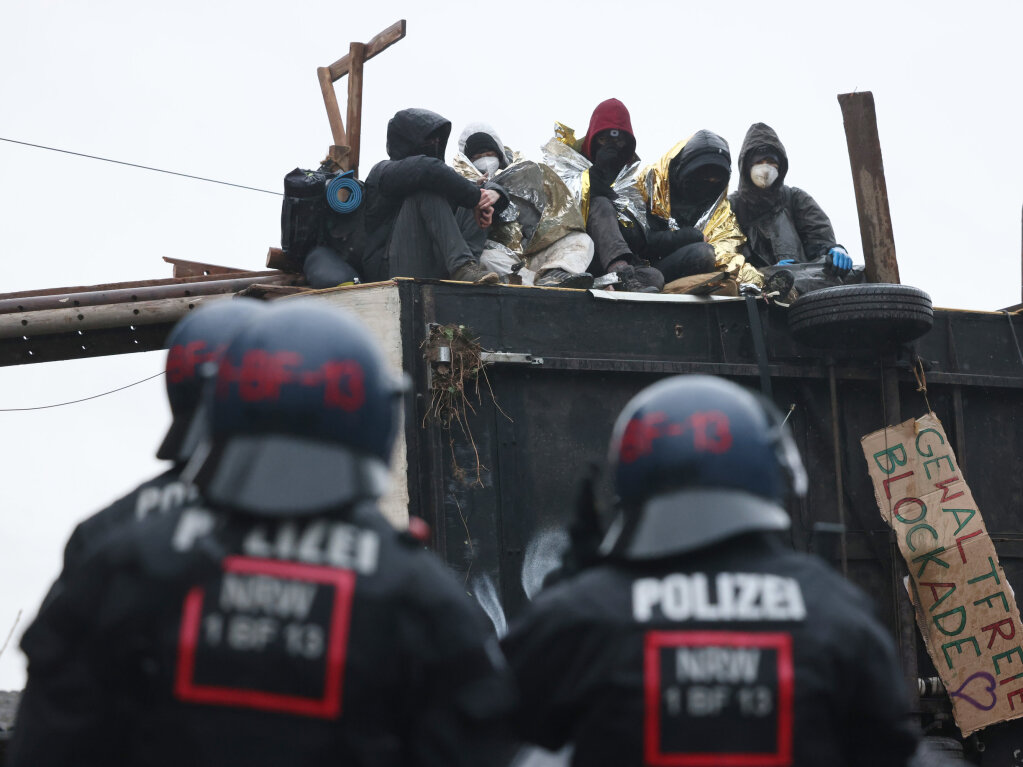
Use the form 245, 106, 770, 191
682, 170, 727, 205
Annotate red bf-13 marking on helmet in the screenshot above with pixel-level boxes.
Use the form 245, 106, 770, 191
167, 341, 213, 384
217, 350, 365, 411
619, 410, 733, 464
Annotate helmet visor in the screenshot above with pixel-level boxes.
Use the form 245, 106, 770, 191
187, 433, 390, 517
602, 488, 790, 560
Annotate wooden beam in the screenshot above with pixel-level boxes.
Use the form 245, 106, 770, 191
318, 66, 348, 148
837, 92, 901, 284
163, 257, 246, 278
266, 246, 301, 272
346, 42, 366, 177
327, 20, 406, 81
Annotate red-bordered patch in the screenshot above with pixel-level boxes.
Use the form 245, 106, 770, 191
644, 630, 793, 766
174, 556, 355, 719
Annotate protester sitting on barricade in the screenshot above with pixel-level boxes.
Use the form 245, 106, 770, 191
362, 108, 509, 284
543, 99, 663, 294
453, 122, 595, 289
639, 130, 763, 291
729, 123, 856, 288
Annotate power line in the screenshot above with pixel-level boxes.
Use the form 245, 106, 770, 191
0, 370, 165, 412
0, 137, 282, 196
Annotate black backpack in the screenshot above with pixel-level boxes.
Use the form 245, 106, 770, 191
280, 167, 367, 285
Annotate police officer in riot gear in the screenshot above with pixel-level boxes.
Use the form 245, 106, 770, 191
501, 374, 919, 766
10, 303, 514, 767
50, 297, 267, 581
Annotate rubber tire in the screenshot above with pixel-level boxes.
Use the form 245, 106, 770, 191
787, 283, 933, 351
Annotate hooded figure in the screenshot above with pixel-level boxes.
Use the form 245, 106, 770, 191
545, 99, 662, 293
729, 123, 849, 272
641, 131, 763, 287
458, 122, 513, 176
362, 108, 507, 284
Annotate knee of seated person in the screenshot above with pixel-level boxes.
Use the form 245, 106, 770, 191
692, 242, 716, 271
405, 190, 449, 209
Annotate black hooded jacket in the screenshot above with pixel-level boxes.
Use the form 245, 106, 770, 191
363, 109, 486, 268
728, 123, 838, 268
644, 130, 731, 261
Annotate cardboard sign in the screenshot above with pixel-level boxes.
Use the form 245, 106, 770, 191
862, 413, 1023, 735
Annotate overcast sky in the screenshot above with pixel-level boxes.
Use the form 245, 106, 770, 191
1, 0, 1021, 689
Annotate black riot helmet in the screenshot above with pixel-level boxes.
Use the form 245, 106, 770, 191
602, 375, 807, 559
187, 302, 406, 517
157, 298, 267, 463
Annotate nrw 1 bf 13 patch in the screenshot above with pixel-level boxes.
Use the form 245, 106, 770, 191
174, 556, 356, 719
644, 630, 793, 766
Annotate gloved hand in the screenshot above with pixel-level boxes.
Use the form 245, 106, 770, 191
621, 222, 646, 255
588, 154, 618, 201
776, 259, 796, 265
828, 246, 852, 273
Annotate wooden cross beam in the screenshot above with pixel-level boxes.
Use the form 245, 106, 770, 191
317, 20, 406, 178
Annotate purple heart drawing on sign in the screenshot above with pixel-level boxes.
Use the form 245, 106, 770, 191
950, 672, 997, 711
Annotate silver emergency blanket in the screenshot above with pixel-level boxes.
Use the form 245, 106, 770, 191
541, 125, 648, 231
453, 152, 585, 256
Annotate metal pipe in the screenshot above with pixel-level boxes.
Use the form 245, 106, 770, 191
0, 294, 226, 339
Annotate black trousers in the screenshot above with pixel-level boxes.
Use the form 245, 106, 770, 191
585, 196, 632, 273
655, 242, 717, 282
368, 192, 476, 280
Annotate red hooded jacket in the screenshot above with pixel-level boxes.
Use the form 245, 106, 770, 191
581, 98, 637, 162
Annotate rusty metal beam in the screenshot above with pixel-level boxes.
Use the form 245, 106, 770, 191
0, 269, 270, 302
838, 92, 901, 284
0, 273, 298, 315
162, 257, 246, 278
0, 323, 173, 367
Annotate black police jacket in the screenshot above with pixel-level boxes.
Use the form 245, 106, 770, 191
10, 501, 514, 767
34, 467, 193, 615
502, 533, 919, 767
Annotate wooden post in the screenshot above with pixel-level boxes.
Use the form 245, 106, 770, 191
346, 42, 366, 177
317, 20, 406, 175
837, 92, 901, 284
318, 66, 347, 148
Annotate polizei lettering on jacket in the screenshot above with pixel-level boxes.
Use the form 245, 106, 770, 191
632, 572, 806, 622
173, 510, 380, 574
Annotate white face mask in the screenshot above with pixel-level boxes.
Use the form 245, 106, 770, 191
472, 156, 501, 176
750, 163, 779, 189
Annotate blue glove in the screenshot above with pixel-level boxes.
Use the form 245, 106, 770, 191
828, 246, 852, 272
776, 259, 796, 265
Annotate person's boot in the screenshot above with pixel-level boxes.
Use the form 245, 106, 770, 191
452, 262, 500, 285
613, 264, 660, 294
535, 268, 595, 289
763, 269, 795, 301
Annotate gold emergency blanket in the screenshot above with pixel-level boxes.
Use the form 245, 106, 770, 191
641, 139, 763, 288
543, 123, 647, 231
453, 152, 585, 256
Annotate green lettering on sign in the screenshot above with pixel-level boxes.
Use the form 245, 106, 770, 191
933, 607, 967, 637
942, 636, 981, 670
873, 444, 908, 475
913, 547, 951, 578
942, 507, 977, 535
